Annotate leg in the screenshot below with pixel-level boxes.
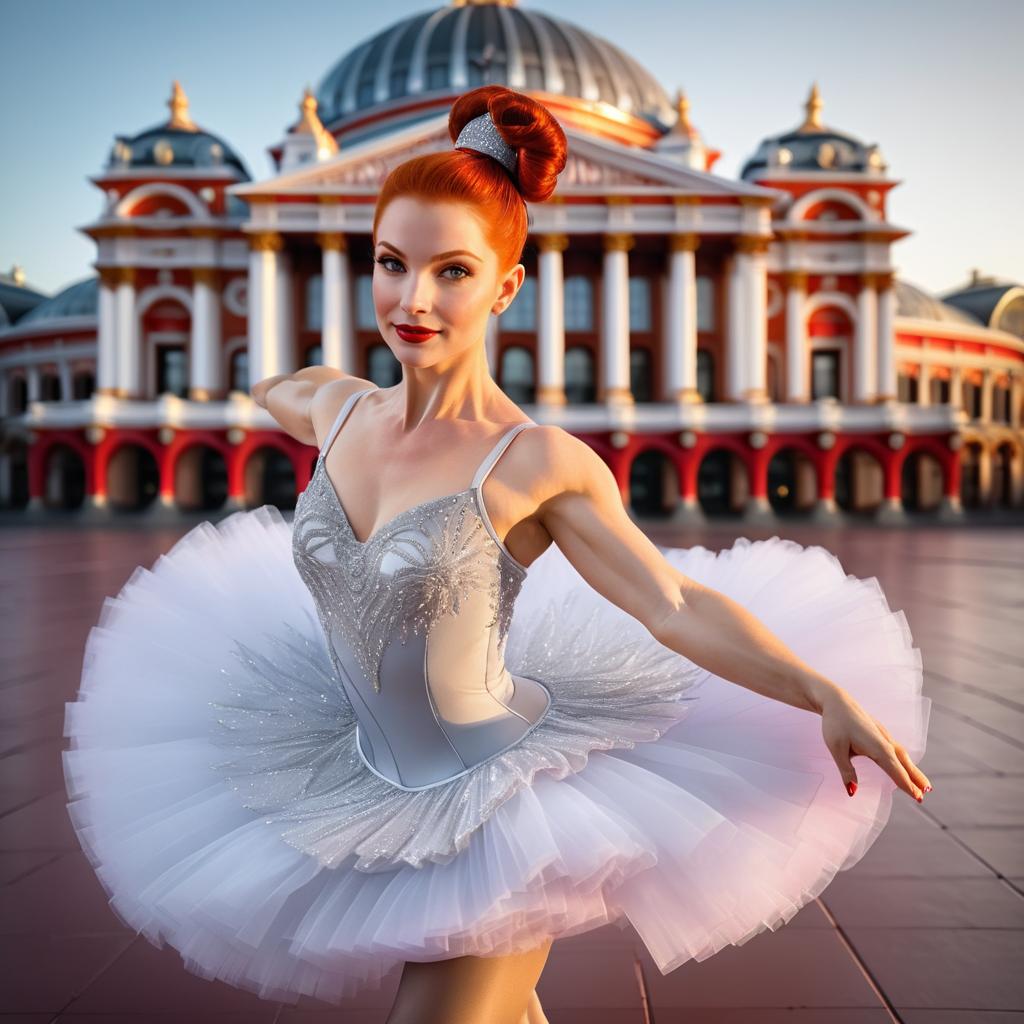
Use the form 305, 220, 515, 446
385, 938, 553, 1024
518, 988, 551, 1024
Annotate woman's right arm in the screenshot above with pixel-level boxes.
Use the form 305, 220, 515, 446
251, 367, 366, 447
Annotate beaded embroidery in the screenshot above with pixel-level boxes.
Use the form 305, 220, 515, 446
290, 391, 531, 693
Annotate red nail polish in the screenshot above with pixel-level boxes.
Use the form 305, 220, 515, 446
846, 781, 857, 797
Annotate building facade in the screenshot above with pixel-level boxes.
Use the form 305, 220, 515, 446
2, 0, 1022, 521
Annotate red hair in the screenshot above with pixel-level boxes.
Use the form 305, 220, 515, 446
372, 86, 568, 274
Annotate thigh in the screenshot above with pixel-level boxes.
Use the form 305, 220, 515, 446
386, 939, 554, 1024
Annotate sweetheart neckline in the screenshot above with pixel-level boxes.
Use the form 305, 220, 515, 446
308, 457, 529, 572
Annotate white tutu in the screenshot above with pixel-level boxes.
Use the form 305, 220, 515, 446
63, 505, 931, 1005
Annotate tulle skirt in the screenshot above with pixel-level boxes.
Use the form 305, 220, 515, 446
62, 505, 930, 1005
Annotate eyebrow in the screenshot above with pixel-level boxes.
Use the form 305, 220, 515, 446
376, 241, 482, 263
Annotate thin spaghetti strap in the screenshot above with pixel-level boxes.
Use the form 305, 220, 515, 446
471, 421, 536, 492
320, 387, 377, 461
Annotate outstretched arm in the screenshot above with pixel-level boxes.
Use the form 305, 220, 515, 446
251, 367, 371, 446
529, 427, 932, 804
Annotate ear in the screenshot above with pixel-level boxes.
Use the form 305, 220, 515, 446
492, 263, 525, 315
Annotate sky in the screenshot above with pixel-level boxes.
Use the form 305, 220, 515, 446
1, 0, 1021, 300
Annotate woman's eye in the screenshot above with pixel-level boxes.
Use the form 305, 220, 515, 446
442, 265, 470, 280
376, 256, 402, 272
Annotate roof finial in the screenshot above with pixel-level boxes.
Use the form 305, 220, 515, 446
10, 265, 25, 287
292, 86, 339, 157
800, 81, 823, 132
674, 88, 696, 139
167, 80, 197, 132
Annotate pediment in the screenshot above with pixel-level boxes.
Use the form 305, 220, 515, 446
235, 114, 775, 200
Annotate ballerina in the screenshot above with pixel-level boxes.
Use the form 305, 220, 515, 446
64, 85, 932, 1024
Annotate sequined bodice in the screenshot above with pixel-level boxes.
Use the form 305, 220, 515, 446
291, 387, 552, 792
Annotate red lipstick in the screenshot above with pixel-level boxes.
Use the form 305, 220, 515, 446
395, 324, 439, 343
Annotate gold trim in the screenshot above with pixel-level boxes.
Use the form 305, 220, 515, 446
782, 270, 808, 290
605, 195, 632, 206
248, 231, 284, 252
316, 232, 347, 252
735, 235, 772, 255
799, 82, 824, 132
672, 195, 700, 206
739, 196, 774, 207
113, 267, 136, 286
191, 267, 220, 287
534, 385, 567, 405
669, 232, 699, 253
536, 233, 569, 253
318, 195, 342, 205
603, 232, 635, 253
189, 227, 220, 239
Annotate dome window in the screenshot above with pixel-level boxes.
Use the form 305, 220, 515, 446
154, 139, 174, 166
817, 142, 836, 169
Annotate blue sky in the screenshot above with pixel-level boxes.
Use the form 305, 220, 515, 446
1, 0, 1020, 299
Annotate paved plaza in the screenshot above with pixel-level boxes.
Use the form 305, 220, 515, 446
1, 514, 1022, 1023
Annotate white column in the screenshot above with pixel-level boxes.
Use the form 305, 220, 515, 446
876, 273, 897, 400
97, 269, 118, 394
318, 233, 353, 371
190, 268, 222, 400
58, 361, 73, 402
27, 365, 42, 403
114, 268, 139, 397
854, 274, 878, 403
601, 233, 633, 404
274, 247, 296, 377
917, 364, 931, 407
726, 254, 746, 401
247, 232, 281, 384
665, 233, 700, 403
728, 237, 769, 401
784, 270, 809, 402
537, 233, 568, 405
980, 368, 994, 421
950, 366, 964, 410
743, 239, 768, 400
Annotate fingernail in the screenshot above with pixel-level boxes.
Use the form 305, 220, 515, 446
846, 781, 857, 797
924, 785, 932, 793
915, 791, 923, 802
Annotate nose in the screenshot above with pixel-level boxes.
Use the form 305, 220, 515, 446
400, 270, 432, 316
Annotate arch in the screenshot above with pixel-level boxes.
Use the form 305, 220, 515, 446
991, 441, 1018, 508
367, 342, 401, 386
500, 345, 535, 404
767, 446, 818, 515
900, 449, 945, 513
628, 445, 679, 517
72, 370, 95, 400
833, 444, 886, 515
804, 290, 859, 325
7, 373, 28, 415
959, 440, 984, 508
564, 275, 593, 331
787, 188, 876, 224
697, 446, 749, 516
106, 443, 160, 511
115, 182, 210, 220
565, 345, 595, 403
630, 347, 653, 402
244, 445, 298, 510
43, 444, 87, 509
173, 443, 229, 511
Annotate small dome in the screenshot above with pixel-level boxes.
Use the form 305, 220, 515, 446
894, 279, 983, 327
0, 267, 48, 327
106, 82, 250, 179
942, 277, 1024, 340
741, 83, 886, 181
15, 277, 98, 327
314, 0, 676, 144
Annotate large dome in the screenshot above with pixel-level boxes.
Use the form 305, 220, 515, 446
314, 0, 676, 143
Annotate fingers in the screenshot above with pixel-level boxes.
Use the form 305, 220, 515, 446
893, 742, 933, 795
879, 744, 927, 802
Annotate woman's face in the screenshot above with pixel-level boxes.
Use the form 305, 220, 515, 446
372, 196, 524, 369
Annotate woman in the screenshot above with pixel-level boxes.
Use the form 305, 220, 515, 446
64, 86, 932, 1024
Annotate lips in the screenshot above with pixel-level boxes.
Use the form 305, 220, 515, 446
394, 324, 439, 343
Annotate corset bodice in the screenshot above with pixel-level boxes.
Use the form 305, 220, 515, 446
292, 386, 552, 791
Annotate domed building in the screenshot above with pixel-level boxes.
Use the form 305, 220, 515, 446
1, 0, 1020, 520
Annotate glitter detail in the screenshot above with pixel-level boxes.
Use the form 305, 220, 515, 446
454, 111, 518, 178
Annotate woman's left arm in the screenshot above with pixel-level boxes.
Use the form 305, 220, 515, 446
531, 428, 932, 803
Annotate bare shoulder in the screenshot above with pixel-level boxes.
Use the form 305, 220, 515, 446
308, 376, 379, 448
510, 423, 613, 504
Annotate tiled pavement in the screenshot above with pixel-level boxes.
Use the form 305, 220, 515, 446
1, 514, 1023, 1023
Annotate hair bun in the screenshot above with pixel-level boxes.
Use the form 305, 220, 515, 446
449, 86, 568, 203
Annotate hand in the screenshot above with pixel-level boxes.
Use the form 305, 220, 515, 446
819, 688, 933, 802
